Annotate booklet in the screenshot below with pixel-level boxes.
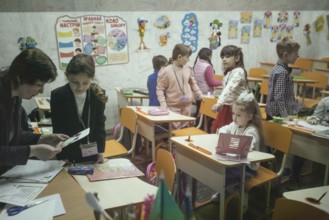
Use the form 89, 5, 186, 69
61, 128, 90, 148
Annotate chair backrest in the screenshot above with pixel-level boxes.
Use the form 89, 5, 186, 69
293, 57, 312, 71
272, 198, 329, 220
155, 149, 176, 193
321, 57, 329, 68
120, 107, 137, 134
199, 97, 218, 119
249, 67, 268, 78
263, 121, 292, 154
300, 71, 328, 90
259, 80, 269, 103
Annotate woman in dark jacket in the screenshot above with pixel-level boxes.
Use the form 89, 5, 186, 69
0, 48, 68, 174
51, 54, 108, 163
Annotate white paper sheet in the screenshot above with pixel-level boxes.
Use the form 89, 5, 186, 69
2, 160, 65, 183
0, 180, 47, 206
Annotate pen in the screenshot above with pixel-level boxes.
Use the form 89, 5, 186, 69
317, 191, 327, 203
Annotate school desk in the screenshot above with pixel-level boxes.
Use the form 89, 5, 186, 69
259, 61, 275, 74
284, 122, 329, 185
171, 134, 274, 220
34, 97, 52, 126
115, 87, 149, 113
38, 169, 94, 220
129, 106, 195, 161
73, 175, 158, 211
315, 68, 329, 85
310, 58, 329, 72
283, 185, 329, 213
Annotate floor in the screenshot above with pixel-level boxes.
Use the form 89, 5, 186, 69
108, 133, 326, 220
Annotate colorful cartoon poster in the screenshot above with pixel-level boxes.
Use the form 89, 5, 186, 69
240, 12, 252, 24
278, 24, 286, 41
56, 15, 128, 69
293, 11, 300, 27
241, 26, 251, 44
137, 17, 149, 51
286, 26, 294, 39
154, 15, 171, 47
270, 25, 279, 42
181, 12, 199, 53
304, 24, 312, 45
209, 19, 222, 50
277, 11, 288, 23
228, 20, 238, 39
263, 11, 272, 29
315, 15, 325, 32
253, 19, 262, 38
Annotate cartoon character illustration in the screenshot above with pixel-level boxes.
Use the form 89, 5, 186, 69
137, 17, 149, 50
264, 11, 272, 28
286, 26, 294, 39
17, 36, 37, 50
304, 24, 311, 45
208, 19, 222, 50
154, 15, 170, 29
278, 24, 286, 40
315, 15, 325, 32
270, 25, 279, 42
293, 11, 300, 27
159, 33, 169, 46
277, 11, 288, 23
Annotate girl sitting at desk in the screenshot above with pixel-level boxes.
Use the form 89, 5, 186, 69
51, 54, 108, 163
306, 96, 329, 126
212, 91, 264, 204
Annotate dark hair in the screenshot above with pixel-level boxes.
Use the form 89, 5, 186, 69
167, 43, 192, 65
7, 48, 57, 89
152, 55, 168, 70
193, 47, 213, 68
276, 37, 300, 58
66, 54, 108, 103
220, 45, 247, 78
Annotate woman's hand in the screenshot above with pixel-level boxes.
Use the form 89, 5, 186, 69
38, 134, 69, 147
30, 144, 62, 160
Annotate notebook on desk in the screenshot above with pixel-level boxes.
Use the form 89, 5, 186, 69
216, 133, 253, 161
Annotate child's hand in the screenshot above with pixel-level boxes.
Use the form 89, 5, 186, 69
212, 103, 221, 112
306, 116, 319, 125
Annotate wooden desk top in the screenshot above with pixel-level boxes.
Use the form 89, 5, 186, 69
171, 134, 274, 167
129, 106, 195, 123
321, 90, 329, 96
262, 75, 318, 84
38, 170, 94, 220
259, 61, 275, 66
283, 185, 329, 213
316, 67, 329, 72
247, 76, 263, 82
115, 87, 149, 99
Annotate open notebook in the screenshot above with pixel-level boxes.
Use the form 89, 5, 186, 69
216, 133, 253, 161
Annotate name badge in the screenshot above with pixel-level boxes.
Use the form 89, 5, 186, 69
80, 142, 98, 157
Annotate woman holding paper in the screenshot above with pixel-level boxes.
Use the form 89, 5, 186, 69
0, 48, 69, 174
51, 54, 108, 163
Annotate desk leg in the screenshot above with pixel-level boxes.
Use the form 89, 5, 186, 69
240, 166, 245, 220
325, 164, 329, 185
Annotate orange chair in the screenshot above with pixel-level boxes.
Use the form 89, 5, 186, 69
290, 57, 312, 71
259, 80, 269, 103
104, 107, 138, 158
249, 67, 268, 78
300, 71, 328, 98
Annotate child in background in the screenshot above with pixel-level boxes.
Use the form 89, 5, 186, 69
211, 45, 249, 133
265, 37, 300, 120
147, 55, 168, 106
156, 43, 204, 129
306, 96, 329, 126
212, 91, 264, 204
193, 47, 222, 118
51, 54, 108, 163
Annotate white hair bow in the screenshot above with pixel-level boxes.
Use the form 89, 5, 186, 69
237, 91, 255, 102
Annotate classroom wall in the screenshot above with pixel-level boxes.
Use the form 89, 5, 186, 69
0, 2, 328, 131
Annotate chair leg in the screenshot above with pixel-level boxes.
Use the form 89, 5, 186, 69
265, 182, 271, 213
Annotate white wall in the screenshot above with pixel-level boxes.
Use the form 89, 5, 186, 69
0, 11, 328, 131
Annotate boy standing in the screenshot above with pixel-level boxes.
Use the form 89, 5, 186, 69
147, 55, 168, 106
265, 37, 300, 119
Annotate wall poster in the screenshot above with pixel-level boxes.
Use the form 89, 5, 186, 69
56, 15, 129, 69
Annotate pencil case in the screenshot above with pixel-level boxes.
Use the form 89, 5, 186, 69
68, 165, 94, 175
148, 108, 169, 116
